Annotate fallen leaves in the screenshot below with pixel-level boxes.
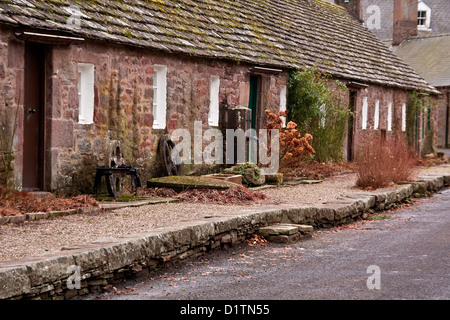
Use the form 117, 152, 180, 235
0, 186, 99, 216
246, 234, 268, 247
142, 186, 273, 205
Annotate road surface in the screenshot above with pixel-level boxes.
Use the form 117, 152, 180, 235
83, 188, 450, 301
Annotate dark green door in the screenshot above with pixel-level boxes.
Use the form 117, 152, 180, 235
247, 76, 259, 163
248, 76, 258, 130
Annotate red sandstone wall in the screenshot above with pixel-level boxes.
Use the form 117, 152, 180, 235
0, 25, 287, 193
0, 24, 437, 194
0, 27, 25, 189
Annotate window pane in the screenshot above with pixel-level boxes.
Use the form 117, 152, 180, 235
279, 85, 287, 128
374, 100, 380, 130
362, 97, 368, 130
152, 66, 167, 129
208, 76, 220, 126
77, 63, 95, 124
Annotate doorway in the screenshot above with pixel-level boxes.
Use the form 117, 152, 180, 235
23, 42, 46, 191
247, 75, 260, 163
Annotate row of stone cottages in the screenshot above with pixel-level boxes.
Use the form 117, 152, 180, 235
0, 0, 439, 194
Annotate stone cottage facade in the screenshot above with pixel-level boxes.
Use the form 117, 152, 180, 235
395, 34, 450, 149
0, 0, 437, 194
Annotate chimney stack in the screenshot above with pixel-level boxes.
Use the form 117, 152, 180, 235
393, 0, 418, 45
334, 0, 363, 22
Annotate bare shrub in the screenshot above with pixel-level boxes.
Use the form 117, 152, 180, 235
355, 138, 417, 190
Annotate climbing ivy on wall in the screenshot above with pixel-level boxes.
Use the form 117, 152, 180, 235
406, 91, 436, 154
287, 68, 349, 162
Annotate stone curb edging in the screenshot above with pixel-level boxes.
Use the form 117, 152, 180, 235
0, 174, 449, 300
0, 198, 180, 226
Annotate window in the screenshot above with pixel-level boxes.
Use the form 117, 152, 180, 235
152, 65, 167, 129
208, 76, 220, 127
362, 97, 368, 130
418, 11, 427, 26
279, 85, 287, 128
319, 103, 326, 128
374, 99, 380, 130
387, 102, 393, 131
402, 103, 406, 132
417, 1, 431, 30
77, 63, 95, 124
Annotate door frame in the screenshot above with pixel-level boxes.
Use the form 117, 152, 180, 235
247, 75, 261, 163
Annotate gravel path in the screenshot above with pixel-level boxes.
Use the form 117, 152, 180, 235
0, 167, 449, 262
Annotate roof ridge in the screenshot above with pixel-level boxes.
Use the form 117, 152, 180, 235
0, 0, 438, 93
404, 33, 450, 41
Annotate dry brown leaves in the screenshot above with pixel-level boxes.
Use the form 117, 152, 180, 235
0, 186, 99, 216
142, 186, 274, 205
246, 234, 269, 247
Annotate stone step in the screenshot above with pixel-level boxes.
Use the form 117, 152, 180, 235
258, 224, 313, 236
277, 223, 314, 235
258, 225, 298, 236
258, 223, 314, 243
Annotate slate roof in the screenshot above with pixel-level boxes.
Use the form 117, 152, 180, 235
0, 0, 438, 93
395, 33, 450, 88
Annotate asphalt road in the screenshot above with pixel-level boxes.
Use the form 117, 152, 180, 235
84, 188, 450, 301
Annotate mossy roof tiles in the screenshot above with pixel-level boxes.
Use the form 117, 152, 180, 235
0, 0, 437, 92
395, 34, 450, 88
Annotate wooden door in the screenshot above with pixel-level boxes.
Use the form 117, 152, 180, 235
247, 76, 260, 163
23, 43, 45, 190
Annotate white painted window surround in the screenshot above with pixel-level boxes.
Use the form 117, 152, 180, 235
418, 1, 431, 30
362, 96, 368, 130
374, 99, 380, 130
77, 63, 95, 125
319, 103, 326, 128
387, 102, 393, 131
152, 65, 167, 130
402, 103, 407, 132
208, 76, 220, 127
279, 85, 287, 128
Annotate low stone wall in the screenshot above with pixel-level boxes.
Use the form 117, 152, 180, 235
1, 174, 449, 300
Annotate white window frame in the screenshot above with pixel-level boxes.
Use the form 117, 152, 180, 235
208, 76, 220, 127
362, 96, 368, 130
77, 63, 95, 125
374, 99, 380, 130
418, 1, 431, 30
279, 85, 287, 128
319, 103, 326, 128
152, 65, 167, 129
402, 103, 407, 132
387, 102, 393, 131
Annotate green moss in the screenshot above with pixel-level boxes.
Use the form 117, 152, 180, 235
147, 175, 240, 190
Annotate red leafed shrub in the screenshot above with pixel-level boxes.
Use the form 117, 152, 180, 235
355, 138, 417, 190
264, 109, 315, 166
